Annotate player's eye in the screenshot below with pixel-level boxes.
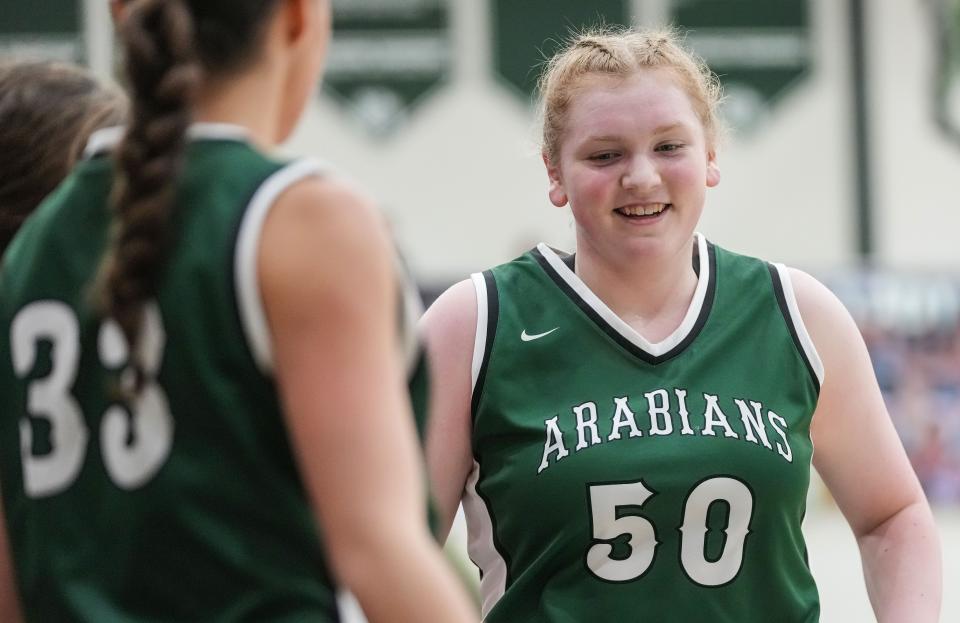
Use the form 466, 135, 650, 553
655, 143, 683, 153
588, 152, 619, 162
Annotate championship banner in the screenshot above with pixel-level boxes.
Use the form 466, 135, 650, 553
0, 0, 83, 62
935, 0, 960, 144
323, 0, 451, 136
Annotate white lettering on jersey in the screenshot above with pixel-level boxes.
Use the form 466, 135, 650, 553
608, 396, 643, 441
574, 401, 602, 451
538, 415, 570, 473
701, 394, 740, 439
645, 389, 673, 436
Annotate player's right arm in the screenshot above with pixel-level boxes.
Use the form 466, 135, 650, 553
259, 177, 477, 623
420, 279, 478, 540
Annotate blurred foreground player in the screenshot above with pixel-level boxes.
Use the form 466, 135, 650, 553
0, 1, 478, 621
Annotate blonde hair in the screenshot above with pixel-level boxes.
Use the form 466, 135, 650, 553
538, 26, 724, 163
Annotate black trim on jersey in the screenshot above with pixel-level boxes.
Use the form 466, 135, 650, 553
468, 271, 515, 590
766, 264, 821, 393
563, 244, 700, 277
469, 451, 516, 591
470, 270, 499, 420
530, 242, 717, 366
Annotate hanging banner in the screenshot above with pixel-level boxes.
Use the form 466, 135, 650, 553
323, 0, 451, 137
935, 0, 960, 144
0, 0, 83, 61
491, 0, 629, 99
491, 0, 810, 132
674, 0, 810, 131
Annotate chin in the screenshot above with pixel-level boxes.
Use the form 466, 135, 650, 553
619, 231, 695, 259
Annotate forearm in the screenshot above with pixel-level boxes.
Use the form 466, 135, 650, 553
856, 501, 941, 622
340, 526, 478, 623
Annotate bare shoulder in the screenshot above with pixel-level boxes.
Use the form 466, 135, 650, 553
786, 267, 861, 354
269, 175, 389, 260
786, 267, 846, 324
420, 278, 478, 348
259, 174, 395, 320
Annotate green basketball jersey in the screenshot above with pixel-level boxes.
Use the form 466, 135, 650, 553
0, 124, 424, 622
464, 234, 823, 622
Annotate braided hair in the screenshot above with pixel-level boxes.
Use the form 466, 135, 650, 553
94, 0, 280, 387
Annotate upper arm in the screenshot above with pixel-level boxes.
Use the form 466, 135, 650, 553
790, 268, 925, 536
258, 176, 430, 567
420, 278, 478, 541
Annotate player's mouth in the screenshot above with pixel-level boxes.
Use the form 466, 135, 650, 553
614, 203, 671, 219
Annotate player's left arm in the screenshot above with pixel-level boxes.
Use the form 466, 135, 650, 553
791, 267, 941, 622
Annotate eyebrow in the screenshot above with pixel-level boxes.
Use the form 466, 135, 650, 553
585, 123, 689, 143
651, 123, 686, 135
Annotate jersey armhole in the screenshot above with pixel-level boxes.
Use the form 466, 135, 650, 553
233, 159, 325, 375
469, 270, 498, 420
768, 262, 826, 391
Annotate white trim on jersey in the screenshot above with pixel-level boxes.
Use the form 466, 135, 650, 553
82, 123, 252, 159
336, 590, 368, 623
82, 126, 124, 158
773, 264, 826, 387
463, 459, 508, 619
470, 272, 489, 392
535, 232, 711, 358
234, 159, 325, 374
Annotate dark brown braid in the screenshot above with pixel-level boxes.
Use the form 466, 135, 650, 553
94, 0, 201, 380
0, 61, 126, 255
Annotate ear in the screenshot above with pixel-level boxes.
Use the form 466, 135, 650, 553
279, 0, 310, 44
109, 0, 126, 24
705, 148, 720, 188
543, 152, 568, 207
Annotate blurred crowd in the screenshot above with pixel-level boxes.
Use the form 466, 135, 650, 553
830, 271, 960, 505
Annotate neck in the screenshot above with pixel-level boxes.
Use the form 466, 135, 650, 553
192, 60, 286, 149
574, 236, 700, 339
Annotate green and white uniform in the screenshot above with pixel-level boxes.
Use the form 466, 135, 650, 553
465, 234, 824, 622
0, 124, 423, 622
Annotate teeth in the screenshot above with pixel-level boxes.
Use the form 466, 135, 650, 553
620, 203, 666, 216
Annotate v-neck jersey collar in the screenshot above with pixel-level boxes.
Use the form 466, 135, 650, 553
530, 233, 717, 365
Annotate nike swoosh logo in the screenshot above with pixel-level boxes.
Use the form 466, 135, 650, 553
521, 327, 559, 342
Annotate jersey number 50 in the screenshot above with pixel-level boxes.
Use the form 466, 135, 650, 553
11, 301, 173, 498
587, 477, 753, 587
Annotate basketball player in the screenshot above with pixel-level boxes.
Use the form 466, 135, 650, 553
0, 1, 477, 621
422, 28, 941, 622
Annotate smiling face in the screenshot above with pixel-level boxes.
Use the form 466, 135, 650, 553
545, 68, 720, 265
